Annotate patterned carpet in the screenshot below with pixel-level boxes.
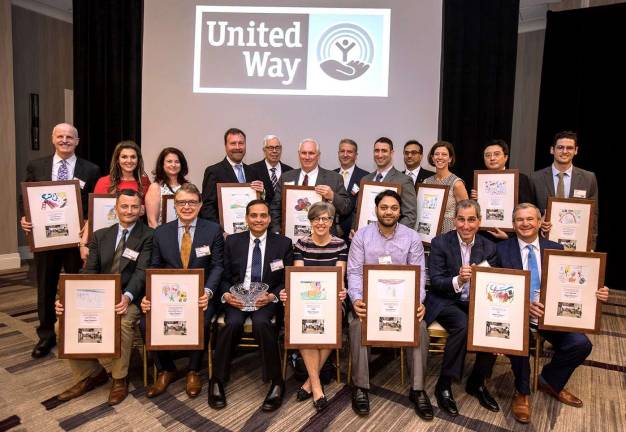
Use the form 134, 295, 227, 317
0, 265, 624, 431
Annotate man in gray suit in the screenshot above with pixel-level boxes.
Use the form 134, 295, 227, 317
270, 138, 352, 233
530, 131, 598, 248
353, 137, 417, 231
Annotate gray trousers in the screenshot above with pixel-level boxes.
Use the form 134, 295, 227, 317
349, 318, 429, 390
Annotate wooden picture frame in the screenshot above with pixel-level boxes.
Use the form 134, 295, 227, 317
88, 193, 118, 239
354, 180, 401, 231
474, 169, 519, 231
545, 197, 595, 252
281, 185, 322, 243
415, 184, 449, 245
161, 194, 177, 224
217, 183, 260, 234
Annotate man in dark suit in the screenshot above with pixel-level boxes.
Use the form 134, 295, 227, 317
200, 128, 266, 222
20, 123, 100, 358
403, 140, 434, 184
140, 183, 223, 398
54, 189, 153, 405
209, 200, 293, 412
495, 202, 609, 424
425, 200, 500, 416
249, 134, 293, 206
530, 131, 598, 248
270, 138, 352, 233
333, 138, 369, 242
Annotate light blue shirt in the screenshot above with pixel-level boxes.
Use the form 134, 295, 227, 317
177, 218, 197, 246
552, 164, 573, 197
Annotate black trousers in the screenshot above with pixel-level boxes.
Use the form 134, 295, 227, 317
34, 248, 82, 341
212, 303, 281, 383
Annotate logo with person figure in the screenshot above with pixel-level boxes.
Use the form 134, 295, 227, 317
317, 23, 374, 81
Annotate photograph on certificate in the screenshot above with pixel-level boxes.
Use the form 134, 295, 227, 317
282, 186, 323, 243
89, 193, 118, 238
474, 170, 518, 231
545, 198, 594, 252
415, 184, 449, 244
355, 181, 400, 230
217, 183, 259, 234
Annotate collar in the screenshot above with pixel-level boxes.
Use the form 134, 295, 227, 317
118, 222, 136, 234
178, 218, 198, 229
456, 232, 476, 248
376, 222, 398, 239
265, 159, 279, 170
551, 164, 573, 177
53, 153, 77, 166
375, 165, 393, 179
517, 236, 540, 252
301, 166, 319, 177
340, 164, 355, 174
405, 166, 421, 176
249, 231, 268, 243
226, 156, 244, 168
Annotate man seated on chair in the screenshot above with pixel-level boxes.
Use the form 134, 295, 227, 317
426, 199, 500, 416
347, 190, 432, 420
495, 202, 609, 423
54, 189, 153, 405
140, 183, 223, 398
208, 199, 293, 411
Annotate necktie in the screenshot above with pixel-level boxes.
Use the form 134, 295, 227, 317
181, 225, 192, 269
342, 170, 350, 189
235, 164, 246, 183
251, 238, 262, 282
374, 172, 383, 182
526, 245, 541, 301
270, 167, 278, 191
58, 159, 69, 181
556, 172, 565, 198
302, 174, 309, 186
111, 229, 128, 273
408, 171, 416, 184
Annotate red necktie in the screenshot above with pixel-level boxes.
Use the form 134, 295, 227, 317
302, 174, 309, 186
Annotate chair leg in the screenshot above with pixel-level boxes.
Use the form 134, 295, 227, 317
208, 330, 213, 379
400, 348, 405, 386
335, 349, 341, 384
533, 334, 541, 392
282, 348, 288, 380
347, 350, 352, 385
142, 344, 148, 387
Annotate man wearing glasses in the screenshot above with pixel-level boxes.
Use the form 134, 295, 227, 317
402, 140, 434, 185
250, 134, 293, 205
530, 131, 598, 248
140, 183, 223, 399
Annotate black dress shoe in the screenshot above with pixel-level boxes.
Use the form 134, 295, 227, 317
32, 338, 56, 358
208, 379, 226, 409
262, 382, 285, 412
409, 390, 434, 421
435, 387, 458, 416
296, 386, 312, 402
351, 387, 370, 416
313, 395, 328, 412
466, 384, 500, 412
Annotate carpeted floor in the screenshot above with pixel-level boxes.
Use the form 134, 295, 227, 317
0, 265, 624, 431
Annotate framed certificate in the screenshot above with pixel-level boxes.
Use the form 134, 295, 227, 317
539, 250, 606, 333
415, 184, 449, 244
467, 267, 530, 356
58, 274, 121, 358
362, 265, 420, 347
285, 266, 342, 349
281, 185, 323, 243
161, 194, 177, 224
474, 169, 519, 231
146, 269, 204, 350
217, 183, 260, 234
354, 180, 401, 230
88, 193, 118, 239
545, 198, 595, 251
21, 180, 84, 252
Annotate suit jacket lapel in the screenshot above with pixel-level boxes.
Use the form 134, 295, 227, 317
544, 168, 555, 196
222, 158, 239, 183
449, 233, 462, 271
103, 225, 119, 273
262, 234, 273, 280
239, 235, 250, 281
120, 223, 143, 272
569, 167, 582, 197
510, 239, 523, 270
469, 237, 484, 265
315, 168, 325, 186
42, 156, 54, 180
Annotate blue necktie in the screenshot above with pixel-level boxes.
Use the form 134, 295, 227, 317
251, 238, 262, 282
374, 172, 383, 182
235, 164, 246, 183
526, 245, 541, 301
58, 159, 69, 180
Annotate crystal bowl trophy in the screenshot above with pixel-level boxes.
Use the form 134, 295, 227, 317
229, 282, 269, 311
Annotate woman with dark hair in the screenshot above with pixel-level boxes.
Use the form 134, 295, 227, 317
93, 141, 150, 195
145, 147, 189, 227
423, 141, 469, 233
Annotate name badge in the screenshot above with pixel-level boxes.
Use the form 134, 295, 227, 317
196, 245, 211, 257
378, 255, 392, 265
573, 189, 587, 198
73, 177, 86, 189
284, 181, 295, 186
122, 248, 139, 261
351, 184, 360, 195
270, 259, 284, 272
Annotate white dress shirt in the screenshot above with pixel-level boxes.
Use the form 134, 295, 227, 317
52, 153, 77, 180
452, 233, 475, 301
298, 166, 319, 186
405, 167, 422, 184
339, 164, 355, 190
265, 160, 281, 180
374, 165, 393, 181
551, 164, 573, 197
244, 231, 267, 286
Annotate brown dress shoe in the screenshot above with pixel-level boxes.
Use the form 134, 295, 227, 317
512, 392, 531, 423
186, 371, 202, 398
57, 368, 109, 401
538, 379, 583, 407
108, 377, 129, 405
147, 371, 176, 398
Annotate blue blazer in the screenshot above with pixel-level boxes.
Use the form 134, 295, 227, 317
495, 235, 563, 270
425, 230, 498, 324
151, 218, 224, 295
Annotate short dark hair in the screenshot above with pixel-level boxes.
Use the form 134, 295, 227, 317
553, 131, 577, 147
374, 136, 393, 150
174, 183, 202, 202
428, 141, 456, 167
116, 188, 142, 203
374, 189, 402, 207
482, 139, 509, 156
339, 138, 358, 152
404, 140, 423, 153
152, 147, 189, 186
246, 199, 270, 215
224, 128, 246, 144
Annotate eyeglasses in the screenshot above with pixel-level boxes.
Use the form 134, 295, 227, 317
265, 146, 282, 152
404, 150, 422, 156
554, 145, 576, 152
175, 200, 199, 207
310, 216, 332, 224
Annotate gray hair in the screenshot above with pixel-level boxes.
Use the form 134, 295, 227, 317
308, 201, 336, 221
455, 199, 481, 219
298, 138, 320, 153
512, 202, 542, 221
52, 123, 79, 139
263, 135, 280, 147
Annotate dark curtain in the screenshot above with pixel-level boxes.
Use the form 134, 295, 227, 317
536, 4, 626, 287
440, 0, 519, 185
73, 0, 143, 172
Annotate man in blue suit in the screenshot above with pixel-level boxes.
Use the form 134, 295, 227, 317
496, 202, 608, 423
426, 200, 500, 416
140, 183, 224, 398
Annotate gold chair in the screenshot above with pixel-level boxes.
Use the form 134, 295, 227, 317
427, 320, 448, 353
530, 328, 543, 391
281, 346, 341, 383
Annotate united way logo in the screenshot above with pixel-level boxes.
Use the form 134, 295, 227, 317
317, 23, 374, 81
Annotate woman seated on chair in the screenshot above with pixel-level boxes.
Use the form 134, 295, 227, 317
279, 202, 348, 412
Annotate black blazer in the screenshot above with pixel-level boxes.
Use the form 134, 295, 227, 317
403, 167, 435, 184
151, 218, 224, 295
219, 231, 293, 298
82, 221, 153, 304
333, 165, 369, 238
200, 158, 262, 222
249, 159, 294, 205
425, 230, 498, 323
24, 155, 100, 218
496, 235, 563, 270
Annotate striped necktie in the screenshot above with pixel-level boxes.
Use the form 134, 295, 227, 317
270, 167, 278, 191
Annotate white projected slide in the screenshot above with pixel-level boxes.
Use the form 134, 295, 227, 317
143, 1, 443, 186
